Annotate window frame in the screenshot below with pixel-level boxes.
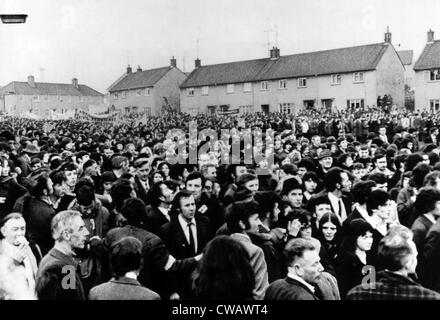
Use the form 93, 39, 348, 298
331, 74, 342, 85
353, 72, 364, 83
260, 81, 269, 91
187, 88, 195, 97
297, 78, 307, 88
243, 82, 252, 92
226, 84, 235, 94
279, 79, 287, 90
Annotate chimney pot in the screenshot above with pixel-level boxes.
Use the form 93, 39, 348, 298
195, 58, 201, 68
428, 29, 435, 43
127, 65, 132, 74
72, 78, 78, 88
269, 47, 280, 60
136, 65, 142, 72
171, 56, 177, 68
27, 75, 35, 88
384, 26, 392, 44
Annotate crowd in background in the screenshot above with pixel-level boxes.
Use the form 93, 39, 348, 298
2, 107, 440, 300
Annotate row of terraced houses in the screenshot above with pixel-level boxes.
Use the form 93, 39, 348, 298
1, 28, 440, 117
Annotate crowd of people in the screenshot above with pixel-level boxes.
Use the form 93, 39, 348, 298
2, 107, 440, 300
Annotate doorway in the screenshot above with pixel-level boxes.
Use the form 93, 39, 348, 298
261, 104, 269, 114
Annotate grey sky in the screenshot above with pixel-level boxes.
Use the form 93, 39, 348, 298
1, 0, 439, 93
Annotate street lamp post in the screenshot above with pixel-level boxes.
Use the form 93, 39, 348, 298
0, 14, 28, 24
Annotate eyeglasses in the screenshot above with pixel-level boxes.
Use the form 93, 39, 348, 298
300, 224, 312, 231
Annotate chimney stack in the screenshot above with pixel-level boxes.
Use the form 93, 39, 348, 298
384, 26, 392, 44
269, 47, 280, 60
72, 78, 78, 88
127, 65, 132, 74
136, 65, 142, 72
428, 29, 435, 43
195, 58, 201, 68
27, 75, 35, 88
170, 56, 177, 68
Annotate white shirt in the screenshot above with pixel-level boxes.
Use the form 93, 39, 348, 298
354, 204, 374, 226
287, 271, 315, 293
158, 206, 171, 222
178, 214, 198, 254
424, 213, 437, 225
328, 192, 347, 223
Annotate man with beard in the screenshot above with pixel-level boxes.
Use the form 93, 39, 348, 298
145, 181, 174, 235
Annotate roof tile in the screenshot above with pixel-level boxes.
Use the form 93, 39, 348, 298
414, 41, 440, 70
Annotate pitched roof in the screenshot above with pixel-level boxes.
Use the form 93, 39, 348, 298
108, 66, 172, 92
414, 40, 440, 71
0, 81, 103, 96
181, 43, 390, 88
397, 50, 413, 65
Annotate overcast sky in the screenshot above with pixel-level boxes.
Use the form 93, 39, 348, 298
1, 0, 439, 93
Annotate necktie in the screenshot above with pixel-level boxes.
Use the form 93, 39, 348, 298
338, 199, 347, 222
187, 222, 196, 255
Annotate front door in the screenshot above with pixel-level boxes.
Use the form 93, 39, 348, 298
207, 105, 216, 115
261, 105, 269, 114
322, 99, 333, 111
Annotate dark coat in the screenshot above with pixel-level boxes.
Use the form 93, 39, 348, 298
265, 277, 319, 300
145, 205, 170, 235
36, 248, 86, 300
419, 219, 440, 291
335, 250, 370, 298
23, 197, 56, 257
133, 175, 150, 206
411, 215, 434, 255
0, 177, 28, 219
158, 215, 213, 259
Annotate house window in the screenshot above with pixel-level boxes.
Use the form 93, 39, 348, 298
430, 99, 440, 112
430, 69, 440, 81
202, 86, 209, 96
279, 79, 287, 89
260, 81, 269, 91
145, 88, 151, 96
136, 89, 142, 96
347, 99, 364, 109
354, 72, 364, 83
240, 105, 254, 114
279, 103, 294, 114
44, 95, 49, 101
33, 95, 39, 101
122, 91, 127, 99
114, 93, 119, 100
226, 84, 235, 94
79, 96, 84, 102
331, 74, 342, 85
298, 78, 307, 88
144, 107, 151, 116
187, 88, 195, 97
243, 82, 252, 92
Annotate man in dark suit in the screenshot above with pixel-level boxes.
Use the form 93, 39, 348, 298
145, 181, 173, 234
158, 190, 213, 259
158, 190, 213, 298
133, 159, 151, 206
265, 238, 324, 300
307, 167, 352, 225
